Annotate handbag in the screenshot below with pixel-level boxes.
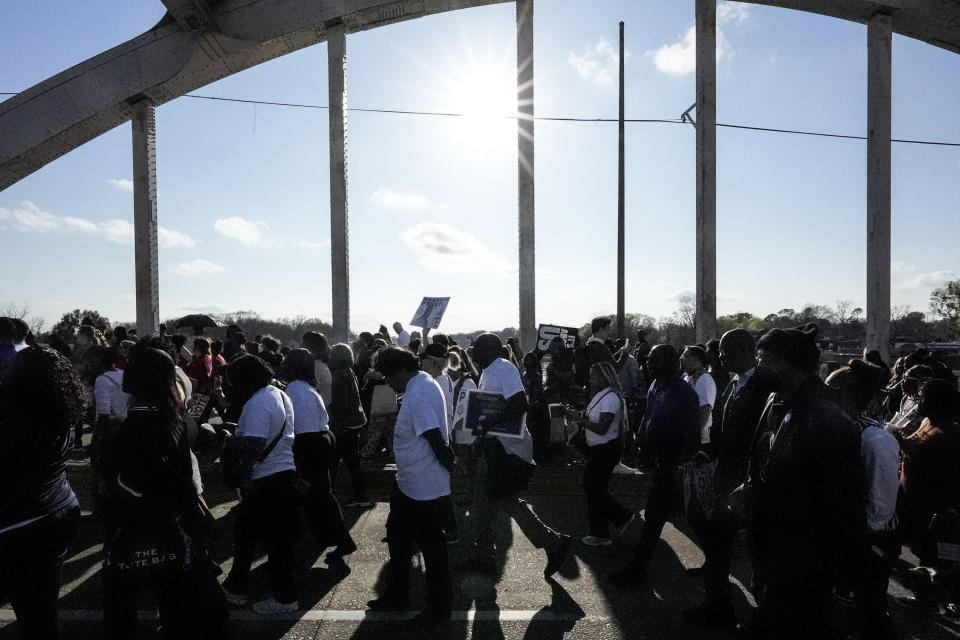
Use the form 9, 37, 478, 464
104, 515, 191, 577
221, 418, 286, 488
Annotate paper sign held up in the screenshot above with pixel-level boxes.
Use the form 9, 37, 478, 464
411, 297, 450, 329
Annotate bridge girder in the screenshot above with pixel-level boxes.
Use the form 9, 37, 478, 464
1, 0, 958, 191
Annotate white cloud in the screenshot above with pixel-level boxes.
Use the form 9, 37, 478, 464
0, 200, 193, 248
159, 227, 196, 249
892, 262, 957, 296
296, 239, 330, 250
106, 178, 133, 193
666, 289, 695, 301
370, 188, 447, 211
181, 303, 229, 313
401, 222, 514, 274
716, 1, 750, 26
214, 216, 272, 247
99, 219, 134, 244
173, 259, 225, 277
651, 1, 748, 77
568, 38, 630, 88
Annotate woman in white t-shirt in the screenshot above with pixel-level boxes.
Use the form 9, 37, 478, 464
574, 362, 634, 546
281, 349, 356, 562
220, 355, 300, 615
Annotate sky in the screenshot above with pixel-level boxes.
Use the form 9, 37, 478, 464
1, 0, 959, 334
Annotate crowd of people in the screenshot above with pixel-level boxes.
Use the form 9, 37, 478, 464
2, 312, 960, 639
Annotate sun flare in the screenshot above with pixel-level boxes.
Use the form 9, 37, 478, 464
448, 68, 517, 151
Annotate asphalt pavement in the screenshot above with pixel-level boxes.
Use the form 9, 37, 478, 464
1, 457, 958, 640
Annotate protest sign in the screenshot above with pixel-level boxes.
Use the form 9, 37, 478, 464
451, 389, 524, 439
536, 324, 581, 352
410, 297, 450, 329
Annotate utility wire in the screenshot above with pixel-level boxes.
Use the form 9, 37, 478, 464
3, 90, 960, 148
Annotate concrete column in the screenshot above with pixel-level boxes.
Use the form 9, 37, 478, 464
131, 101, 160, 338
328, 22, 350, 344
866, 13, 892, 362
695, 0, 717, 343
517, 0, 535, 352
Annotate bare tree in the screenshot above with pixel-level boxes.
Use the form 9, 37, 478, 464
891, 305, 911, 322
673, 294, 696, 329
834, 300, 854, 325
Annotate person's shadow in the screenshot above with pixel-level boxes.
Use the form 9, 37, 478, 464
520, 577, 585, 640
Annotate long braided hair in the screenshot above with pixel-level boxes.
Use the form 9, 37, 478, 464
591, 361, 629, 436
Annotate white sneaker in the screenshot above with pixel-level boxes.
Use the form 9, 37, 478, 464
613, 462, 638, 475
581, 535, 613, 547
221, 585, 247, 606
253, 597, 299, 615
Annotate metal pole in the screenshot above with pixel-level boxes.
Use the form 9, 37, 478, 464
695, 0, 717, 343
131, 101, 159, 338
617, 20, 626, 339
328, 22, 350, 344
517, 0, 536, 353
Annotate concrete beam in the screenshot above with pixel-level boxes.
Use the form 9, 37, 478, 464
131, 102, 160, 338
866, 13, 892, 361
328, 22, 350, 344
517, 0, 536, 353
695, 0, 717, 343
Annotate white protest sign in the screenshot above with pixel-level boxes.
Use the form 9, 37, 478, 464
410, 297, 450, 329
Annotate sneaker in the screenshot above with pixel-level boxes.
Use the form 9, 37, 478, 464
681, 601, 738, 629
221, 585, 247, 606
344, 499, 373, 508
609, 566, 647, 586
252, 597, 298, 615
544, 535, 572, 578
614, 513, 636, 538
367, 596, 410, 612
612, 461, 638, 475
892, 594, 942, 615
581, 535, 613, 547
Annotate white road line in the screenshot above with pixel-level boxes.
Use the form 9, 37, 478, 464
0, 609, 593, 623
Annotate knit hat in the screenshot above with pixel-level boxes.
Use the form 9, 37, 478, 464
757, 323, 821, 373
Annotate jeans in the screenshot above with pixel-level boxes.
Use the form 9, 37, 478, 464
0, 505, 80, 640
384, 485, 452, 614
583, 440, 633, 537
224, 470, 300, 604
332, 428, 368, 502
627, 461, 678, 570
295, 431, 353, 548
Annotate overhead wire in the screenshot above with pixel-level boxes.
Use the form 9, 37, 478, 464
2, 90, 960, 147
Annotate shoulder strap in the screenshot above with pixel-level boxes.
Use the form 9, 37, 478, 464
258, 416, 287, 464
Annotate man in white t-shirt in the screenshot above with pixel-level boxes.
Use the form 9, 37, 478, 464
367, 347, 454, 625
420, 343, 455, 429
469, 333, 572, 579
392, 322, 411, 348
681, 345, 717, 454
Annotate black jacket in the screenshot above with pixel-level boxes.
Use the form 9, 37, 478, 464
753, 378, 866, 586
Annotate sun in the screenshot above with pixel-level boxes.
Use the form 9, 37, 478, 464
448, 67, 517, 152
